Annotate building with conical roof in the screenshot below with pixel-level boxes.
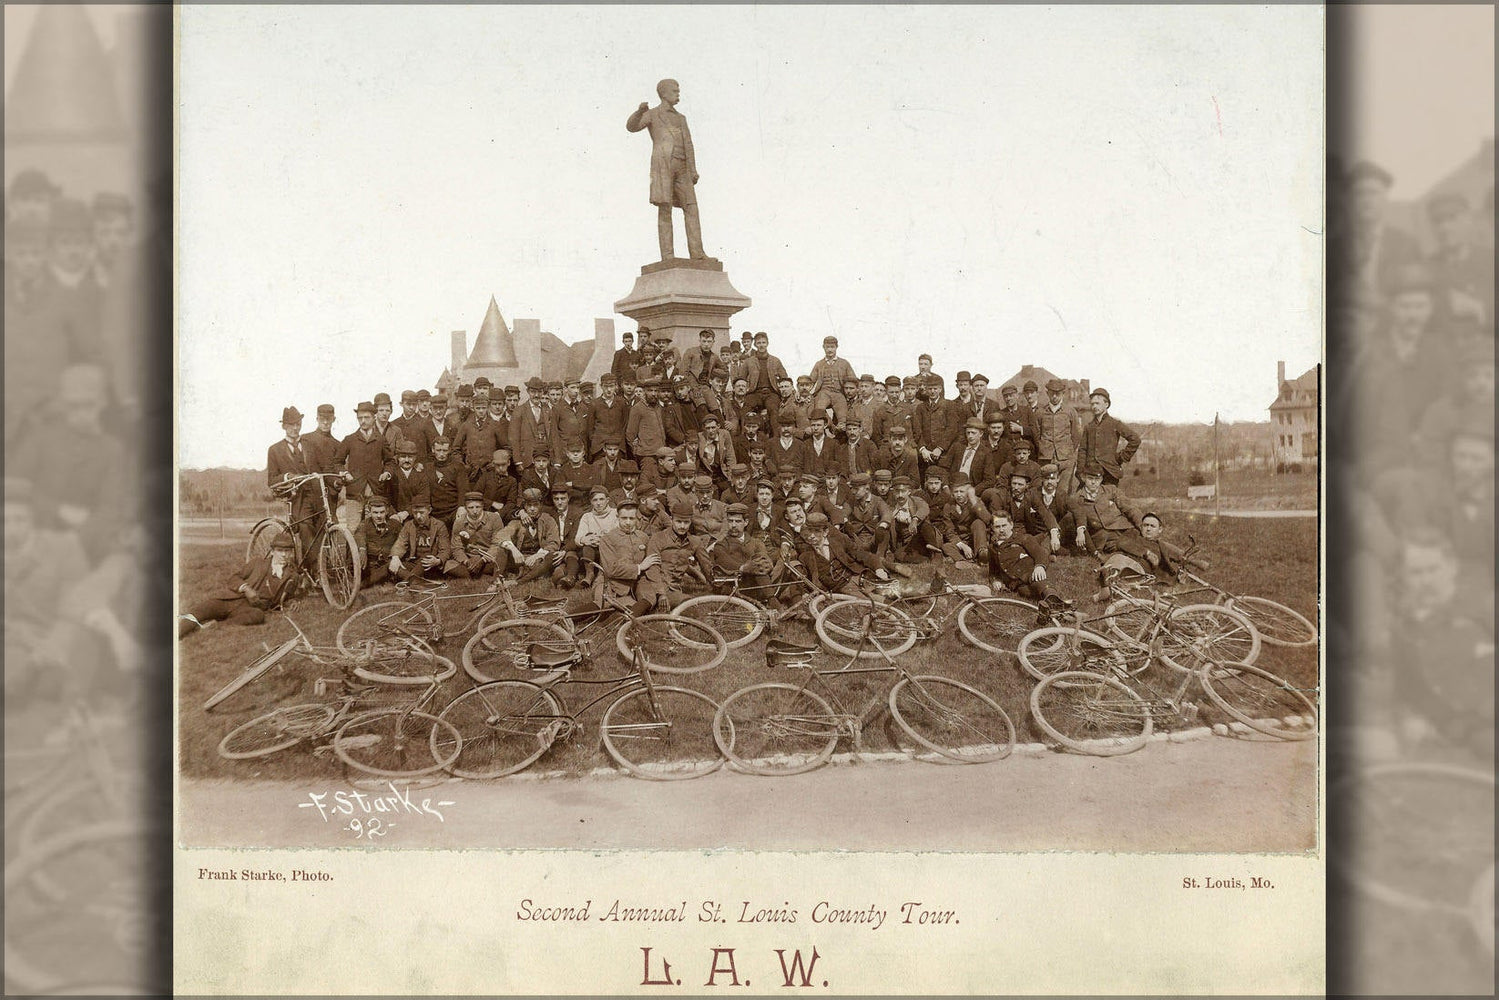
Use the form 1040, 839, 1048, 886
5, 5, 134, 199
441, 295, 617, 393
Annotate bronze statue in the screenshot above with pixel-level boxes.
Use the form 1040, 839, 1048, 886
627, 79, 706, 261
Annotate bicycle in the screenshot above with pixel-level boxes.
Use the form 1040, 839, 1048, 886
1068, 569, 1264, 672
811, 573, 1044, 660
438, 618, 729, 780
246, 471, 362, 609
670, 563, 825, 649
216, 668, 462, 779
1173, 568, 1318, 648
204, 617, 454, 710
711, 615, 1017, 775
1022, 627, 1317, 756
335, 575, 562, 658
1330, 758, 1494, 960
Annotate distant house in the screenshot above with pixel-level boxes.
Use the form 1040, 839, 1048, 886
1269, 361, 1319, 468
441, 296, 616, 394
994, 364, 1092, 416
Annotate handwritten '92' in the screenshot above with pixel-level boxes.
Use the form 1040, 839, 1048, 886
347, 818, 390, 839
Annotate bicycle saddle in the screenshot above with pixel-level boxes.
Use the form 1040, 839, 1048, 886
766, 639, 818, 667
526, 642, 580, 669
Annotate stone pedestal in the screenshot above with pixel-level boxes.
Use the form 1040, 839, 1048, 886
613, 257, 751, 356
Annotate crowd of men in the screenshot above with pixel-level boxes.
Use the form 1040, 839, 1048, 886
6, 167, 168, 694
1327, 158, 1494, 761
180, 321, 1222, 636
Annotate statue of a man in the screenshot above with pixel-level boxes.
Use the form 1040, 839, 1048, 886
627, 78, 706, 261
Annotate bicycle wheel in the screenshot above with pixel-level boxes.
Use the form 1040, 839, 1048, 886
336, 600, 437, 658
332, 708, 462, 779
956, 597, 1043, 657
1030, 671, 1152, 756
617, 615, 728, 674
602, 686, 724, 780
1198, 661, 1317, 739
202, 635, 301, 710
436, 681, 564, 779
1330, 763, 1494, 916
889, 676, 1016, 763
5, 820, 156, 997
814, 599, 919, 659
1222, 595, 1317, 648
217, 704, 337, 759
462, 619, 577, 683
1016, 627, 1128, 684
246, 516, 290, 563
317, 524, 362, 610
673, 594, 766, 648
712, 683, 840, 776
1157, 603, 1262, 671
352, 649, 457, 686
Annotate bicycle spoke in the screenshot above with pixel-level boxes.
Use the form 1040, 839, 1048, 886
602, 687, 722, 780
437, 682, 561, 779
713, 684, 840, 775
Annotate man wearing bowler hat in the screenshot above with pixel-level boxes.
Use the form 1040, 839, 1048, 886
179, 530, 299, 638
266, 405, 325, 555
1077, 387, 1140, 487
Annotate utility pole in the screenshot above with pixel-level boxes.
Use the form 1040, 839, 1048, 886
1213, 412, 1221, 517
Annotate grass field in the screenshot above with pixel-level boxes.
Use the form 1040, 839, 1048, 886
179, 512, 1319, 781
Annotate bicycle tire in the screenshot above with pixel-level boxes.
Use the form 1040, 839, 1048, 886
1197, 661, 1317, 739
317, 524, 362, 610
672, 594, 766, 648
602, 686, 724, 780
1329, 763, 1494, 918
1016, 627, 1127, 684
4, 820, 153, 997
888, 675, 1016, 763
202, 635, 301, 710
616, 615, 729, 674
246, 516, 291, 563
436, 681, 563, 779
712, 682, 840, 776
336, 600, 438, 658
1222, 595, 1317, 648
333, 708, 463, 779
1157, 603, 1262, 671
1030, 671, 1152, 756
217, 704, 337, 759
1102, 597, 1158, 650
351, 649, 457, 686
814, 599, 919, 659
956, 597, 1043, 657
462, 619, 577, 684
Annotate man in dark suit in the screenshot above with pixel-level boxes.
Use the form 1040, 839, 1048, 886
266, 405, 323, 555
1077, 388, 1140, 487
612, 329, 641, 384
179, 531, 299, 638
509, 377, 553, 470
833, 415, 879, 478
334, 400, 395, 533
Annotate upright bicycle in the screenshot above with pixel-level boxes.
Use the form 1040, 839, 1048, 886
247, 472, 361, 609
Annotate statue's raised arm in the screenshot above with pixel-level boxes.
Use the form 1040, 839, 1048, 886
627, 79, 706, 261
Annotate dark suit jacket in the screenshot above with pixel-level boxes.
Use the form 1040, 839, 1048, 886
1078, 414, 1141, 480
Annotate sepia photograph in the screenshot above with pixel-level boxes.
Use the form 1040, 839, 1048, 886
177, 2, 1325, 994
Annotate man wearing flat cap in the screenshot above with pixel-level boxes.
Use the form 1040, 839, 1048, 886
386, 439, 434, 518
1335, 159, 1422, 296
1030, 377, 1083, 495
871, 375, 916, 449
796, 510, 890, 597
1077, 388, 1140, 487
627, 379, 668, 479
613, 330, 641, 385
809, 335, 856, 429
701, 502, 777, 599
1425, 192, 1494, 330
333, 401, 395, 533
687, 473, 729, 539
446, 491, 506, 580
387, 492, 450, 582
351, 494, 404, 587
642, 497, 710, 609
494, 486, 559, 583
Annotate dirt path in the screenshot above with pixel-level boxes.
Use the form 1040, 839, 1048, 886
179, 734, 1316, 852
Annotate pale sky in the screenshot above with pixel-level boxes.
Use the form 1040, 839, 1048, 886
1332, 4, 1495, 199
176, 5, 1324, 469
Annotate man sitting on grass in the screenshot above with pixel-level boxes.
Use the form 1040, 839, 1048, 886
987, 509, 1051, 601
353, 494, 403, 587
179, 531, 298, 639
